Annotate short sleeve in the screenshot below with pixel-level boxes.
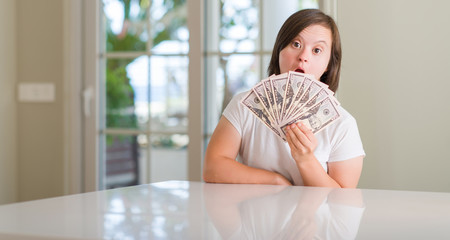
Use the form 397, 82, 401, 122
222, 91, 248, 137
328, 109, 366, 162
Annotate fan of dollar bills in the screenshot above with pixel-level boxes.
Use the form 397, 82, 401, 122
241, 71, 341, 141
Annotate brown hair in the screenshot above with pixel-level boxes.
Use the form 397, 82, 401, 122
267, 9, 342, 93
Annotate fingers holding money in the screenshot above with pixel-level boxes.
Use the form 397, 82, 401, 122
286, 122, 318, 161
241, 71, 341, 141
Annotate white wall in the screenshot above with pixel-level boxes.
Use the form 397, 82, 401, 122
17, 0, 65, 201
0, 0, 18, 204
0, 0, 76, 204
337, 0, 450, 192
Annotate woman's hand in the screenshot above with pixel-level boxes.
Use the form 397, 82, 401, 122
273, 173, 293, 186
286, 121, 363, 188
286, 122, 318, 163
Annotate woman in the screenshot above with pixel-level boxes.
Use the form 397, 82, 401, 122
203, 9, 365, 188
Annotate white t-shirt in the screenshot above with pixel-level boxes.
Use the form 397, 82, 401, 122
223, 91, 366, 186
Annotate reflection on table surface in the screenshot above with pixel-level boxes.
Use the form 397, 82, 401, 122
203, 183, 365, 240
0, 181, 449, 240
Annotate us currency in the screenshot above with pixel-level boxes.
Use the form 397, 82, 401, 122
280, 75, 295, 123
270, 73, 288, 122
288, 72, 306, 99
262, 79, 279, 124
309, 78, 341, 106
300, 80, 323, 105
285, 76, 312, 118
287, 88, 332, 123
252, 82, 276, 124
280, 96, 341, 137
280, 72, 305, 123
241, 91, 282, 138
241, 71, 341, 141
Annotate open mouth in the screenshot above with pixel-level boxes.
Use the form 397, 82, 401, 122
295, 68, 304, 73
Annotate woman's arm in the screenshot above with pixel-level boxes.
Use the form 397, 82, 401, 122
296, 155, 363, 188
286, 122, 363, 188
327, 156, 363, 188
203, 116, 292, 185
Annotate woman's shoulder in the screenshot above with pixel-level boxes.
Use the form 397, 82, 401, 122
233, 90, 251, 101
222, 90, 253, 136
324, 104, 366, 161
327, 105, 358, 132
337, 105, 356, 122
225, 90, 251, 110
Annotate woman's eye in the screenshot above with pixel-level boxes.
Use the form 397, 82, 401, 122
313, 48, 322, 54
292, 41, 301, 48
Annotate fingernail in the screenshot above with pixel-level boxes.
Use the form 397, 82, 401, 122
297, 122, 302, 127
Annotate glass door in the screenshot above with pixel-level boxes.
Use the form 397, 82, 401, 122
99, 0, 189, 189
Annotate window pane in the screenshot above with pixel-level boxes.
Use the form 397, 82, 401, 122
115, 55, 189, 132
263, 54, 272, 76
105, 58, 142, 129
104, 133, 188, 189
103, 0, 150, 52
149, 134, 188, 182
221, 54, 260, 107
127, 56, 150, 130
220, 0, 259, 53
150, 0, 188, 54
149, 56, 188, 132
104, 134, 140, 189
205, 55, 222, 135
204, 54, 260, 134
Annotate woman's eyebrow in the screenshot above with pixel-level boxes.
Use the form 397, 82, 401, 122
293, 34, 330, 46
313, 40, 329, 46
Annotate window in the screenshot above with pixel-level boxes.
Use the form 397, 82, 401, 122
92, 0, 320, 190
99, 0, 189, 189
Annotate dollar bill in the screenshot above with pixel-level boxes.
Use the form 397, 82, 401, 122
287, 88, 331, 123
262, 79, 279, 124
252, 82, 277, 124
241, 91, 282, 138
280, 75, 294, 123
308, 77, 341, 106
285, 76, 312, 118
280, 71, 305, 123
270, 73, 288, 123
280, 96, 341, 137
301, 80, 323, 103
240, 71, 341, 141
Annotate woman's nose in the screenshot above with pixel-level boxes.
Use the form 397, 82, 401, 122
298, 49, 309, 62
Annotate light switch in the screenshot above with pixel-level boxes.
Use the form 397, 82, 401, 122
18, 83, 55, 102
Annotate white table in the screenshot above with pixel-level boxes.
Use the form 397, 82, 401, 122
0, 181, 449, 239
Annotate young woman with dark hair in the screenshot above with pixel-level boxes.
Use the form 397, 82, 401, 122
203, 9, 365, 188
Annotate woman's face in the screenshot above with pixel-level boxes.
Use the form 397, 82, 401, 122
279, 24, 332, 80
